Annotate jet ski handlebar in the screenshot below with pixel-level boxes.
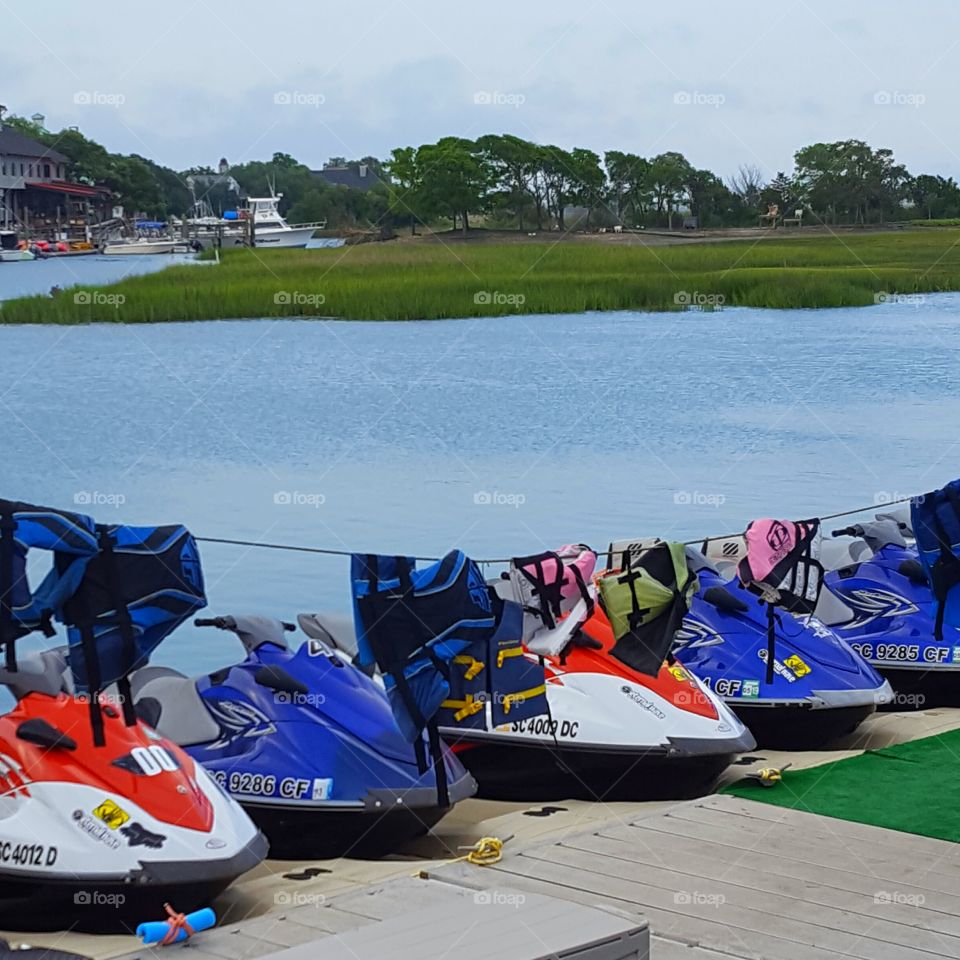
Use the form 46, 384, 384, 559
195, 616, 296, 631
832, 525, 864, 538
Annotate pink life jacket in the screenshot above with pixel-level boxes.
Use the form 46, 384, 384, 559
494, 544, 597, 657
737, 518, 824, 683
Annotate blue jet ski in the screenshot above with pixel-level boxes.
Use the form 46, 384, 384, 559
818, 514, 960, 706
131, 614, 475, 859
675, 548, 893, 748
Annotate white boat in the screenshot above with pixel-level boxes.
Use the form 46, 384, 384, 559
101, 239, 192, 256
0, 230, 35, 261
188, 195, 325, 249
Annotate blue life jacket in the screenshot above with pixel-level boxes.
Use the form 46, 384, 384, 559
352, 549, 545, 805
0, 499, 100, 667
912, 481, 960, 639
0, 499, 206, 743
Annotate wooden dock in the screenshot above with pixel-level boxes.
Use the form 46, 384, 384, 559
9, 708, 960, 960
108, 791, 960, 960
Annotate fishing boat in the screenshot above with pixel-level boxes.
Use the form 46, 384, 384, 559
187, 195, 325, 249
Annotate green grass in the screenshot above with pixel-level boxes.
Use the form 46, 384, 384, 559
724, 729, 960, 842
5, 229, 960, 323
910, 218, 960, 227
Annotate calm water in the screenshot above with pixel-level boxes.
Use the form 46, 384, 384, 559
0, 238, 345, 302
0, 296, 957, 673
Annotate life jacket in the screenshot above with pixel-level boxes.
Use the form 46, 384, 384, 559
438, 597, 547, 731
736, 518, 823, 682
911, 481, 960, 639
0, 498, 99, 667
597, 540, 698, 676
494, 544, 596, 657
351, 550, 546, 806
61, 522, 207, 743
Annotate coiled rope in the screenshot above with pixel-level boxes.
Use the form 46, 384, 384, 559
195, 493, 916, 564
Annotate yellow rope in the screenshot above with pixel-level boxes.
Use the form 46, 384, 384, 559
455, 836, 506, 866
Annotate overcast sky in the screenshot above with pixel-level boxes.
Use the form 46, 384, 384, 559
4, 0, 959, 180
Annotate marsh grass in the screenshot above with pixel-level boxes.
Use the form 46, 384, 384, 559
4, 230, 960, 323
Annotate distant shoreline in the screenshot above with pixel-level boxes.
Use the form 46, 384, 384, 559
1, 228, 957, 324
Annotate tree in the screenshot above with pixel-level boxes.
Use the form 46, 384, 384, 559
416, 137, 490, 235
648, 151, 692, 228
539, 145, 576, 230
568, 148, 605, 227
685, 168, 732, 226
605, 151, 651, 225
908, 174, 960, 220
477, 134, 538, 230
793, 140, 909, 225
728, 164, 765, 210
384, 146, 424, 234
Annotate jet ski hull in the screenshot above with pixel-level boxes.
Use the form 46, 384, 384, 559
873, 666, 960, 709
729, 703, 875, 749
451, 736, 744, 801
0, 835, 266, 933
238, 771, 476, 859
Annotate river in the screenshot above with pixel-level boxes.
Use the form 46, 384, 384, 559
0, 295, 956, 672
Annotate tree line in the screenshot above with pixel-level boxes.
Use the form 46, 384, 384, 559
6, 115, 960, 231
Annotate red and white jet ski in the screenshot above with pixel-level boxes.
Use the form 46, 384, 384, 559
0, 651, 266, 932
442, 617, 754, 801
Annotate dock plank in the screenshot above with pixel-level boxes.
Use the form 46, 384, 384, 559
521, 843, 951, 960
582, 828, 960, 927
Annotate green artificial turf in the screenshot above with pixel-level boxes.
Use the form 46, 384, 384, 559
724, 728, 960, 842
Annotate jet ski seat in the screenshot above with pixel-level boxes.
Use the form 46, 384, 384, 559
820, 537, 872, 572
813, 582, 857, 626
134, 674, 221, 746
298, 612, 360, 658
877, 505, 914, 537
0, 648, 70, 699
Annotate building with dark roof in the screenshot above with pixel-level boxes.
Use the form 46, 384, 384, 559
311, 163, 381, 192
0, 125, 112, 239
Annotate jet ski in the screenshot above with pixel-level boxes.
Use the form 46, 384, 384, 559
818, 514, 960, 706
447, 625, 755, 801
676, 547, 893, 748
0, 649, 266, 933
131, 614, 475, 859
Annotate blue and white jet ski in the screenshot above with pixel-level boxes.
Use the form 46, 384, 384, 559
681, 547, 893, 747
131, 615, 475, 859
818, 513, 960, 706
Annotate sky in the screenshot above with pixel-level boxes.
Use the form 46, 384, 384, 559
3, 0, 960, 181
